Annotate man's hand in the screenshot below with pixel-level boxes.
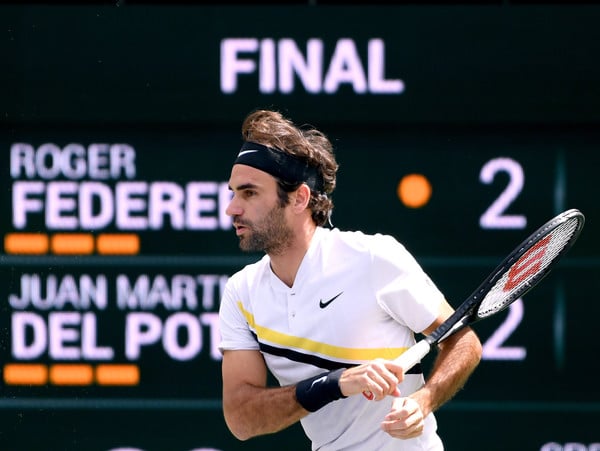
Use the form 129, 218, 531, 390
338, 359, 404, 401
380, 397, 425, 439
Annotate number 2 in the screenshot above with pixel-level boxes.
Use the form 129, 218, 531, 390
482, 298, 526, 361
479, 157, 527, 229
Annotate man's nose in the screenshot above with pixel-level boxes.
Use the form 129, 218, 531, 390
225, 196, 241, 217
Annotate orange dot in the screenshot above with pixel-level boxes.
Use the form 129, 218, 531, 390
397, 174, 432, 208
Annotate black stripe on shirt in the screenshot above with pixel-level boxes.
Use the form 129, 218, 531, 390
257, 340, 423, 375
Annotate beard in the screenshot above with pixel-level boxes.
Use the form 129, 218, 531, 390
237, 204, 293, 255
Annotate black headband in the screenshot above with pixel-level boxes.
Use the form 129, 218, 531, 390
234, 141, 324, 192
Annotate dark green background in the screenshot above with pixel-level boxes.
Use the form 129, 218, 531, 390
1, 3, 599, 451
2, 4, 600, 126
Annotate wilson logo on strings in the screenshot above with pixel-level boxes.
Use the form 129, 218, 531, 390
504, 234, 552, 291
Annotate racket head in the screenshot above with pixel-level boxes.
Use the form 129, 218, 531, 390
474, 208, 585, 319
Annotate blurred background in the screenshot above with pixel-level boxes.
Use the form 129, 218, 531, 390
1, 1, 599, 450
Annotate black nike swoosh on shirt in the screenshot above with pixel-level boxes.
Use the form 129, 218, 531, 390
319, 291, 344, 309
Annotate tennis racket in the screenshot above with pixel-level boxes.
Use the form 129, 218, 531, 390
364, 208, 585, 399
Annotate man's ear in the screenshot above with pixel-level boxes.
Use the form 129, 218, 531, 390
293, 183, 311, 212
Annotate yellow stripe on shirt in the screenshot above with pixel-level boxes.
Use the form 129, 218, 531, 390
237, 301, 408, 362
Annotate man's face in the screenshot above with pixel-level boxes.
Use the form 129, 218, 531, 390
226, 164, 293, 255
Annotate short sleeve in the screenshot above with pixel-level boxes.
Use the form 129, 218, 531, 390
369, 234, 444, 333
218, 276, 260, 353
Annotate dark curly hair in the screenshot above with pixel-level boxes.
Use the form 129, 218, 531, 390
241, 109, 338, 226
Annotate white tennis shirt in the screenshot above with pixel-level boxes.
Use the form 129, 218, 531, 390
219, 227, 445, 450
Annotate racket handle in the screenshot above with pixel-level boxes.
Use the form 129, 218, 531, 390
362, 340, 431, 400
394, 339, 431, 374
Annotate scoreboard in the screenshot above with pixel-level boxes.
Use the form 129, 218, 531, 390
1, 4, 600, 451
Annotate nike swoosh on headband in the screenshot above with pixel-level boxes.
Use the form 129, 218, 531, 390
237, 149, 260, 157
234, 141, 325, 193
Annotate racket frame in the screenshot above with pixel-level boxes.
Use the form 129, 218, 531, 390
391, 208, 585, 377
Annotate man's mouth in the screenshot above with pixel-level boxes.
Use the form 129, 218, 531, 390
234, 223, 249, 236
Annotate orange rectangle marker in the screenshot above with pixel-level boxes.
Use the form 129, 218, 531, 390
96, 364, 140, 386
3, 363, 48, 385
49, 364, 94, 385
4, 233, 49, 254
51, 233, 94, 255
96, 234, 140, 255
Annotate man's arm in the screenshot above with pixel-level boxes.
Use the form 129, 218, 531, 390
222, 348, 408, 441
381, 299, 483, 439
221, 349, 307, 440
411, 326, 481, 416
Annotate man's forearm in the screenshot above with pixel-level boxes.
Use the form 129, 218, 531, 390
223, 383, 308, 440
410, 327, 482, 416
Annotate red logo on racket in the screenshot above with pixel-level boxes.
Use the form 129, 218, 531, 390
504, 234, 551, 291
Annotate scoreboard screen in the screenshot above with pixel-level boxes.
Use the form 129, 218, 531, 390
1, 4, 599, 451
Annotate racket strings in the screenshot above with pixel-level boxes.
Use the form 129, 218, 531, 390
476, 217, 581, 318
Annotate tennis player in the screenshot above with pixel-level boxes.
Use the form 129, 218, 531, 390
218, 109, 482, 450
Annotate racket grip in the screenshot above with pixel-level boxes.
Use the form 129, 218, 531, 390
362, 340, 431, 400
394, 339, 431, 374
